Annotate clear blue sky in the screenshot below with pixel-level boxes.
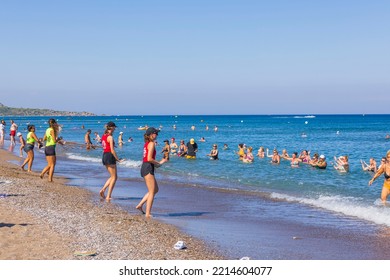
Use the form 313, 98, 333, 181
1, 0, 389, 115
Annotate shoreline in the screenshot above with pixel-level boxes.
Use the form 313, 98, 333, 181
0, 148, 223, 260
3, 143, 390, 260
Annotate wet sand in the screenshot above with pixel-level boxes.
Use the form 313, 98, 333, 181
0, 149, 222, 260
2, 147, 390, 260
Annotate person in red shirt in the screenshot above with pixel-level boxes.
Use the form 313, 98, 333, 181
99, 121, 121, 201
136, 127, 167, 218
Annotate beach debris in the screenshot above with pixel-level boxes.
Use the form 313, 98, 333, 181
0, 180, 12, 185
292, 236, 302, 240
73, 251, 97, 257
0, 194, 8, 198
174, 241, 187, 250
239, 256, 251, 260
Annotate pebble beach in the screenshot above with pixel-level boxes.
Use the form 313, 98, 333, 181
0, 149, 223, 260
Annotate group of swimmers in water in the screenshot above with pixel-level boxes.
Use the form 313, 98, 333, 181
2, 119, 390, 214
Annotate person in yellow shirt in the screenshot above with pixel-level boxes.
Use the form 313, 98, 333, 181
40, 119, 61, 182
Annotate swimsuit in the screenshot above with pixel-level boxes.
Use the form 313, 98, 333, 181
384, 180, 390, 190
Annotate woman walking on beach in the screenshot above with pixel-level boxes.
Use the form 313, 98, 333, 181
368, 151, 390, 204
40, 119, 60, 182
21, 125, 41, 172
99, 122, 120, 201
136, 127, 167, 218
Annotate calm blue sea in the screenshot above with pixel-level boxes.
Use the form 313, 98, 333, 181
3, 114, 390, 258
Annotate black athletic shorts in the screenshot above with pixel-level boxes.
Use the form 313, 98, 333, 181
24, 144, 35, 153
102, 152, 116, 166
140, 162, 155, 177
44, 145, 56, 156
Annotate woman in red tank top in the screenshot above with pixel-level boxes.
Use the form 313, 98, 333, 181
99, 121, 120, 201
136, 127, 167, 218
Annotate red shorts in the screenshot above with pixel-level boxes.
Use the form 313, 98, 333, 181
10, 130, 16, 136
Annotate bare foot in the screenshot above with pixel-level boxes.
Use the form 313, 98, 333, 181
136, 205, 145, 214
21, 166, 25, 171
105, 197, 112, 202
40, 173, 44, 179
145, 214, 153, 219
99, 190, 106, 199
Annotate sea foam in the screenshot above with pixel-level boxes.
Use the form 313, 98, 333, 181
270, 192, 390, 227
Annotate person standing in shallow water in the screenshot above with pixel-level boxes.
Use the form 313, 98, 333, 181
99, 122, 121, 201
136, 127, 167, 218
369, 150, 390, 204
21, 125, 41, 172
40, 119, 60, 182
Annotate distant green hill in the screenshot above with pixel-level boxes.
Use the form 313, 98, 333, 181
0, 102, 95, 116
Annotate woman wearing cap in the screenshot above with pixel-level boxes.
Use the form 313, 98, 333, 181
177, 140, 187, 157
40, 118, 60, 182
99, 121, 120, 200
369, 150, 390, 204
207, 144, 219, 160
21, 125, 41, 172
136, 127, 167, 218
312, 155, 327, 169
161, 139, 170, 161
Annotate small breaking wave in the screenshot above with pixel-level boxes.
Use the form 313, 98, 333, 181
66, 153, 101, 163
270, 192, 390, 227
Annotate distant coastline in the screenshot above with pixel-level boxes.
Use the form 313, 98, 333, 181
0, 102, 95, 116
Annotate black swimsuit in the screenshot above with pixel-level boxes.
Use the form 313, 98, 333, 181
385, 172, 390, 180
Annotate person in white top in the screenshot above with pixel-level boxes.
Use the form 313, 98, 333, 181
0, 120, 5, 146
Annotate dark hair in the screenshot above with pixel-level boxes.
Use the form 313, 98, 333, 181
48, 118, 56, 126
48, 118, 58, 137
144, 134, 153, 143
238, 143, 243, 148
27, 125, 35, 131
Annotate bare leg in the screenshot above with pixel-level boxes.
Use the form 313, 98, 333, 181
381, 186, 390, 205
28, 151, 35, 172
41, 156, 56, 182
104, 165, 117, 201
99, 166, 111, 198
47, 156, 56, 182
40, 158, 51, 179
136, 174, 159, 218
21, 150, 34, 171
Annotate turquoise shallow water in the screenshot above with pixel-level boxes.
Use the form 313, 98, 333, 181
3, 114, 390, 259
